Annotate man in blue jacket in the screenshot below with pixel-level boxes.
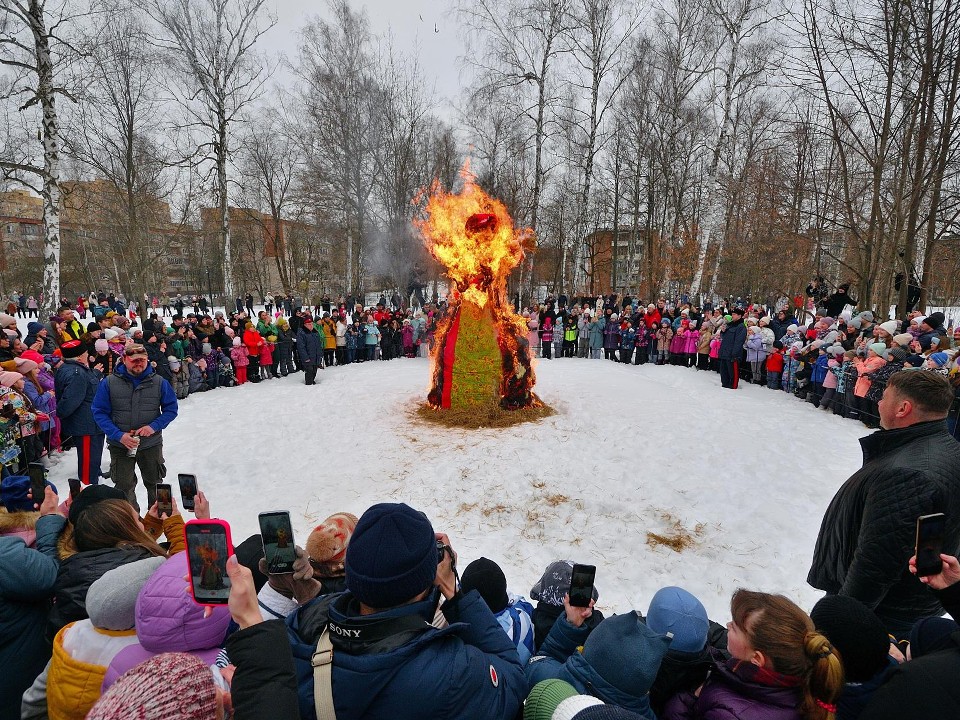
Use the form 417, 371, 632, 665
91, 343, 178, 511
286, 502, 526, 720
54, 340, 104, 486
718, 307, 748, 389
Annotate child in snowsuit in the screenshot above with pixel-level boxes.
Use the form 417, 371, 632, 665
766, 341, 785, 389
230, 337, 249, 385
656, 320, 674, 365
259, 339, 275, 379
619, 322, 637, 364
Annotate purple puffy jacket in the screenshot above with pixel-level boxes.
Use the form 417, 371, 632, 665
662, 653, 804, 720
100, 551, 231, 692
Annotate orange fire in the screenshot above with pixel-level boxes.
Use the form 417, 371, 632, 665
415, 165, 539, 410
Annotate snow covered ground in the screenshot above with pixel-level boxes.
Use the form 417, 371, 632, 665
41, 353, 869, 624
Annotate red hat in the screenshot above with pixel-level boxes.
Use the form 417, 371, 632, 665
20, 349, 44, 365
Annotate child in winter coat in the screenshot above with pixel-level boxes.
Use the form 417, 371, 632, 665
540, 317, 555, 360
669, 319, 688, 363
766, 341, 785, 389
656, 319, 674, 365
619, 322, 637, 364
402, 320, 416, 357
840, 349, 858, 417
168, 357, 190, 400
743, 326, 765, 384
242, 323, 263, 382
709, 333, 722, 372
782, 343, 802, 392
460, 558, 536, 665
853, 343, 888, 426
229, 337, 249, 385
809, 347, 830, 406
818, 345, 843, 411
681, 322, 700, 367
259, 339, 274, 379
635, 323, 652, 365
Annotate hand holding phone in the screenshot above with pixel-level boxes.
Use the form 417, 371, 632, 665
178, 474, 198, 512
915, 514, 947, 577
155, 484, 174, 519
568, 563, 597, 608
184, 519, 233, 605
259, 511, 297, 574
28, 462, 46, 510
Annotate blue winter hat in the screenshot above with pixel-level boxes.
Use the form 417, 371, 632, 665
345, 503, 437, 609
26, 321, 44, 336
646, 587, 709, 653
581, 612, 672, 700
928, 352, 950, 367
0, 475, 57, 512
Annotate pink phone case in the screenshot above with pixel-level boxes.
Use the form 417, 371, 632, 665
184, 519, 234, 605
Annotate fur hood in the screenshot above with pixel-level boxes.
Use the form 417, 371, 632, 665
0, 508, 39, 546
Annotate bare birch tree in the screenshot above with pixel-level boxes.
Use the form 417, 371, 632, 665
145, 0, 274, 301
0, 0, 86, 313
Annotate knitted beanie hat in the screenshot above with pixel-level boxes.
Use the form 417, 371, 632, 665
94, 339, 109, 354
928, 352, 949, 367
892, 333, 914, 347
531, 560, 600, 607
909, 616, 958, 658
879, 320, 899, 335
571, 706, 649, 719
306, 512, 358, 577
646, 586, 709, 653
344, 503, 437, 608
68, 484, 127, 526
810, 595, 889, 682
86, 652, 218, 720
86, 556, 165, 631
886, 347, 908, 363
858, 311, 875, 322
925, 311, 945, 329
461, 557, 509, 614
552, 695, 605, 720
524, 679, 579, 720
581, 612, 672, 699
868, 342, 888, 356
0, 475, 56, 513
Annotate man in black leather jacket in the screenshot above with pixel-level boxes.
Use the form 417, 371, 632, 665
808, 370, 960, 638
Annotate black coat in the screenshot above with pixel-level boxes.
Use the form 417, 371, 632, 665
226, 619, 300, 720
47, 546, 155, 642
824, 290, 856, 318
531, 602, 604, 652
807, 421, 960, 628
859, 583, 960, 719
718, 319, 747, 361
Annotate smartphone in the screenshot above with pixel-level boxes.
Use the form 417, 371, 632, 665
259, 511, 297, 574
178, 473, 198, 512
68, 478, 81, 500
27, 462, 46, 507
916, 513, 947, 577
156, 483, 173, 518
184, 519, 233, 605
568, 563, 597, 607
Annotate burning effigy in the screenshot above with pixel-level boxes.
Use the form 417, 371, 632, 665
415, 170, 541, 414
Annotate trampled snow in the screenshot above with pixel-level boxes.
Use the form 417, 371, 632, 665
44, 354, 870, 624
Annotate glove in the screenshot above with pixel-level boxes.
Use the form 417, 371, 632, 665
258, 545, 322, 604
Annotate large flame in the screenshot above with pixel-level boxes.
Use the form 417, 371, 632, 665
415, 167, 530, 309
416, 165, 539, 410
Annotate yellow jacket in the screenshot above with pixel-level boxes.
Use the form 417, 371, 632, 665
47, 622, 138, 720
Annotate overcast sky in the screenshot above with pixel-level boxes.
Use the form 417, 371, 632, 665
261, 0, 469, 115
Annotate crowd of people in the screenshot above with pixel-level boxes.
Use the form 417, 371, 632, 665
0, 283, 959, 719
523, 292, 960, 438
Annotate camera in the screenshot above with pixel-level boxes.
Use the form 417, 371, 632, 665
437, 539, 449, 564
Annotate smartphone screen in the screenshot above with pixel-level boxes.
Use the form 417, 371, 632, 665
68, 478, 81, 500
568, 563, 597, 607
178, 474, 198, 512
28, 462, 46, 507
184, 520, 233, 604
156, 483, 173, 518
916, 513, 947, 576
259, 511, 297, 574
